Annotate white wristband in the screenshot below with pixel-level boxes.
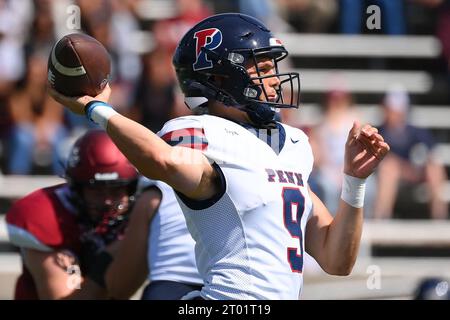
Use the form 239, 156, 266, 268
88, 104, 118, 130
341, 174, 366, 208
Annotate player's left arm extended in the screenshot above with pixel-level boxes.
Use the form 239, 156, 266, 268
305, 122, 389, 276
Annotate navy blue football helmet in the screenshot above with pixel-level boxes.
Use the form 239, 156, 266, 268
173, 13, 300, 126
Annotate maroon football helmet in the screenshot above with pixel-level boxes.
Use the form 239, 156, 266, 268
65, 130, 139, 229
66, 130, 138, 186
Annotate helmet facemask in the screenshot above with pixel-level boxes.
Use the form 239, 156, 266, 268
69, 179, 137, 231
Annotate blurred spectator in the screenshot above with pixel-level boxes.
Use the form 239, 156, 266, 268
110, 0, 142, 84
0, 0, 33, 43
214, 0, 292, 33
309, 89, 361, 214
151, 0, 212, 53
236, 0, 273, 24
374, 86, 448, 219
340, 0, 406, 35
130, 48, 188, 133
276, 0, 337, 33
0, 0, 33, 172
77, 0, 113, 49
434, 0, 450, 100
0, 0, 31, 95
0, 92, 11, 171
6, 50, 68, 175
25, 0, 55, 56
129, 0, 211, 132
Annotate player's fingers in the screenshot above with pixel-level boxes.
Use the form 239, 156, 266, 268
373, 141, 390, 160
364, 133, 385, 147
378, 141, 390, 152
95, 83, 112, 103
361, 131, 383, 142
48, 85, 80, 103
356, 134, 375, 152
358, 131, 378, 144
347, 121, 360, 140
375, 139, 388, 149
358, 133, 382, 155
47, 85, 59, 98
373, 133, 384, 142
74, 84, 111, 107
77, 95, 94, 106
47, 85, 87, 114
361, 125, 378, 138
48, 86, 68, 104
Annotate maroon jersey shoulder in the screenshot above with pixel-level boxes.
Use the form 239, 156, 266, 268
6, 184, 81, 251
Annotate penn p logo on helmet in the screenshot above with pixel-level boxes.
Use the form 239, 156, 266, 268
193, 28, 223, 71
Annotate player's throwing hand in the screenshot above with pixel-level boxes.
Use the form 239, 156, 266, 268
47, 83, 111, 115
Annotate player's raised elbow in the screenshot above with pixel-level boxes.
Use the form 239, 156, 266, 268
323, 258, 356, 276
327, 264, 354, 276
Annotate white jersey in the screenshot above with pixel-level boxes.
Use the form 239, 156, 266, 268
158, 115, 314, 300
138, 178, 203, 285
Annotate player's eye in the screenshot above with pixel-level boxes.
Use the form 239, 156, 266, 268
258, 64, 274, 74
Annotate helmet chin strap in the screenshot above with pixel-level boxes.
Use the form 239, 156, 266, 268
243, 102, 277, 128
186, 79, 277, 128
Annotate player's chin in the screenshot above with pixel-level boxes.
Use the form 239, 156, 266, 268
267, 95, 278, 103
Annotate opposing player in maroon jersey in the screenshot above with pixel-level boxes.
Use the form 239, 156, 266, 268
6, 130, 139, 299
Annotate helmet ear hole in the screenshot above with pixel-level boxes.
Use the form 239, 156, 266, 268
210, 75, 225, 86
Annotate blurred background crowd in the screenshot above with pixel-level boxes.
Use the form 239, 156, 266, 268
1, 0, 448, 220
0, 0, 449, 299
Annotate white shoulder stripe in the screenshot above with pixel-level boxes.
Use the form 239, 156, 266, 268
6, 224, 53, 252
51, 45, 86, 76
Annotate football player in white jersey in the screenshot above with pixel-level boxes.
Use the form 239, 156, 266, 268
49, 13, 390, 300
105, 178, 203, 299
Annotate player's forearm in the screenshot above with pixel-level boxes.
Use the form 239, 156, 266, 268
324, 200, 363, 275
106, 114, 172, 181
318, 173, 366, 275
